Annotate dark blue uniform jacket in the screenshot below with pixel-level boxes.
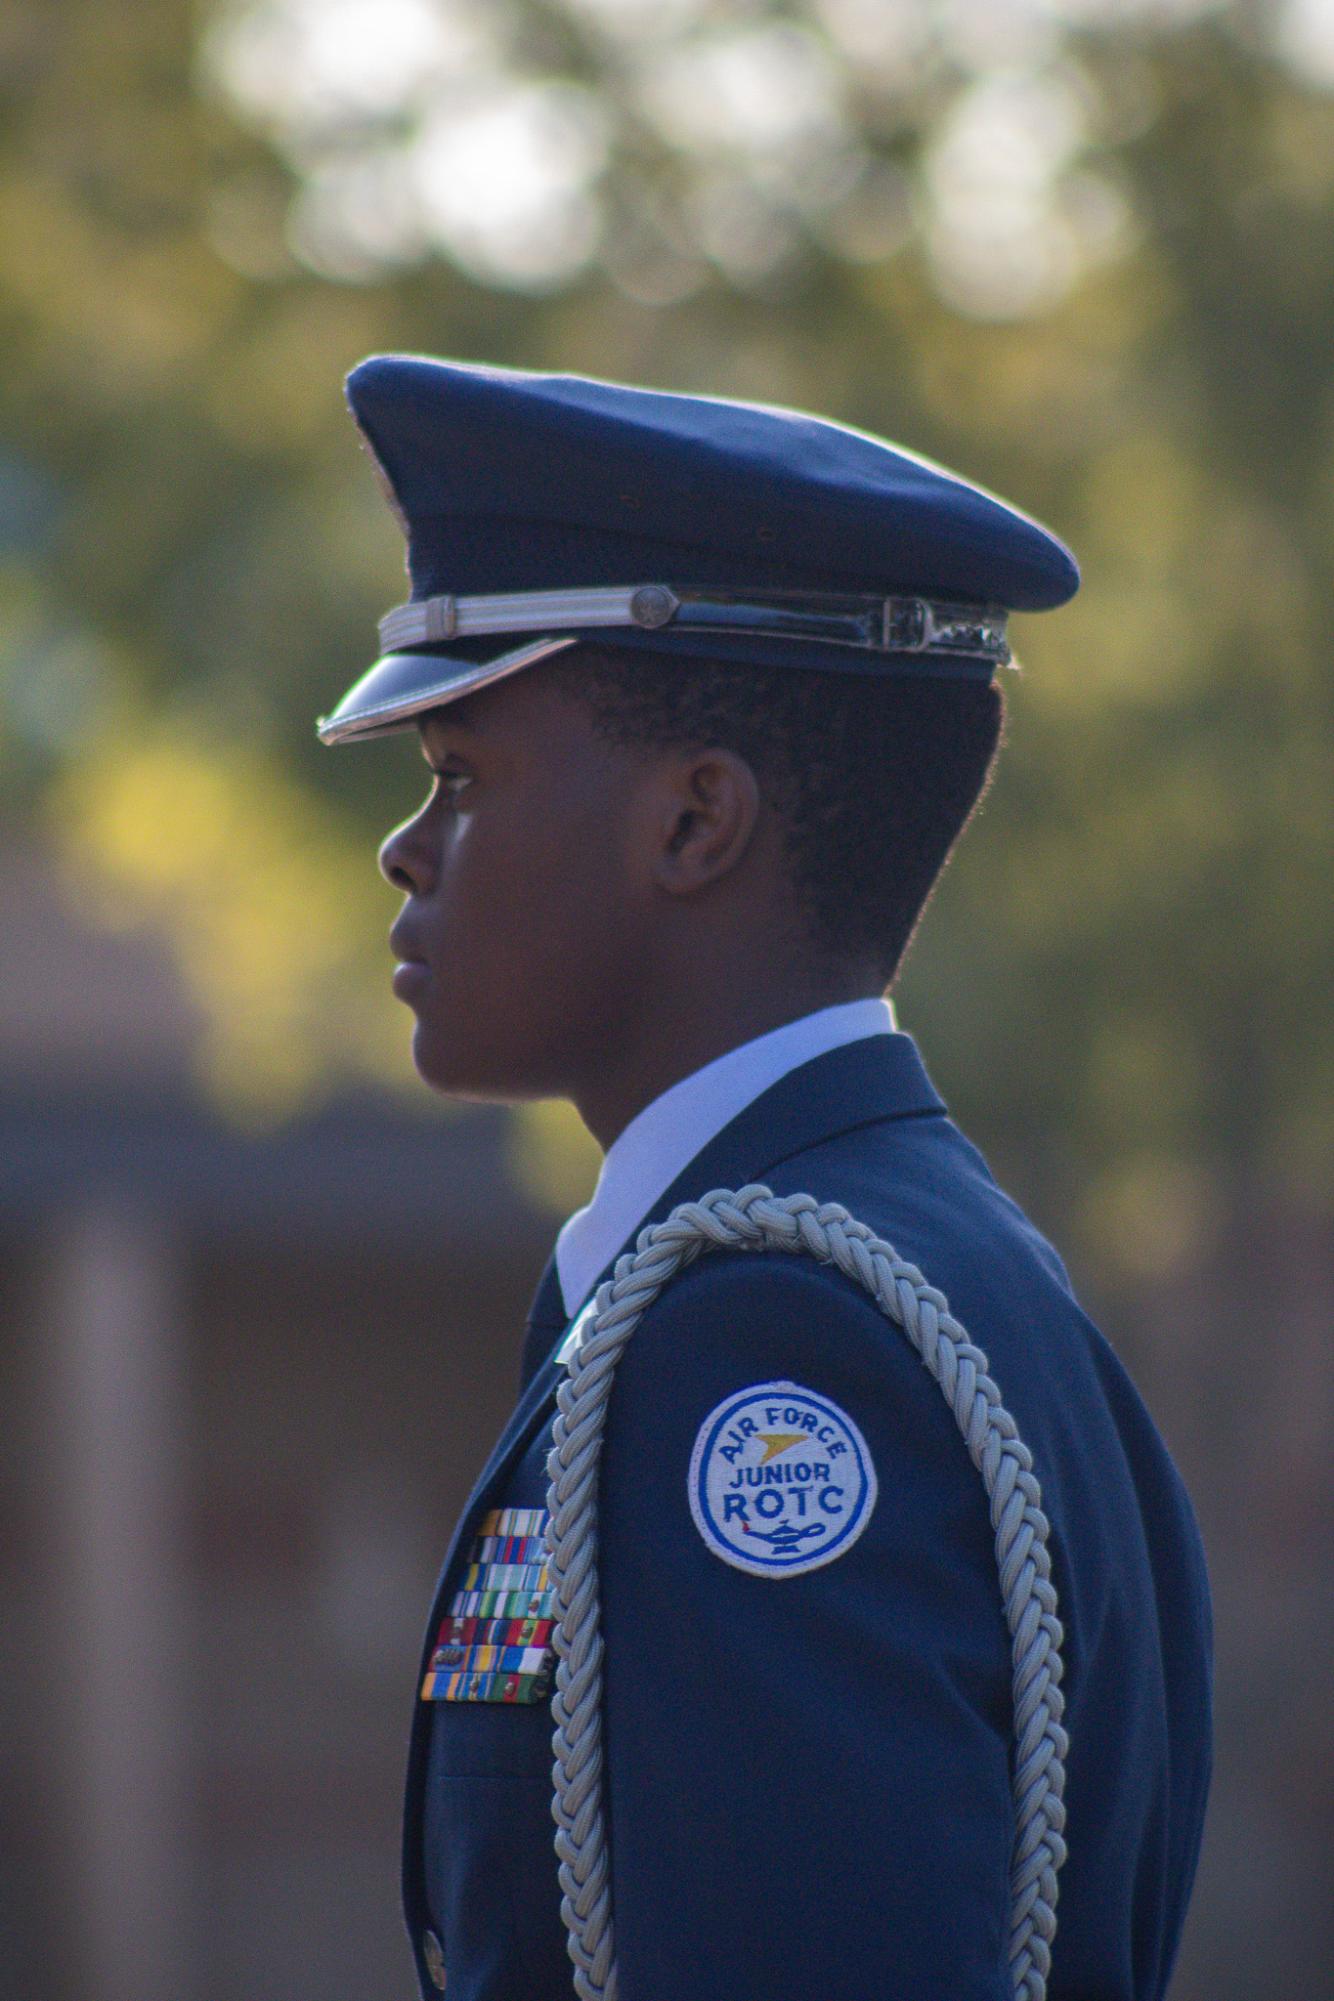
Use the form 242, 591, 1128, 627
404, 1034, 1212, 2000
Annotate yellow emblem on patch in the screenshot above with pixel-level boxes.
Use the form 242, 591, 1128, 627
756, 1432, 808, 1464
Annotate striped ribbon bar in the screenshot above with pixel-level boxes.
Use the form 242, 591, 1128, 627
422, 1505, 558, 1703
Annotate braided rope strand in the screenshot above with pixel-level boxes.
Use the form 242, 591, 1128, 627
545, 1185, 1068, 2001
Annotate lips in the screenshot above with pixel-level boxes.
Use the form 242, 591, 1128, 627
392, 959, 430, 1002
389, 917, 431, 1005
389, 918, 428, 968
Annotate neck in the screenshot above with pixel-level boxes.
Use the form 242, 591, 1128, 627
570, 966, 884, 1151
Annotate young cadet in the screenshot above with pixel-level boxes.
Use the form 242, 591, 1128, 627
318, 356, 1212, 2001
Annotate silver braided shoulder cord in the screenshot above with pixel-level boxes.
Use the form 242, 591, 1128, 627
544, 1185, 1069, 2001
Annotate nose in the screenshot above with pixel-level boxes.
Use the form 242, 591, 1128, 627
379, 805, 434, 894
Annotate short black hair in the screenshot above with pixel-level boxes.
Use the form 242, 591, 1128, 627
549, 645, 1005, 986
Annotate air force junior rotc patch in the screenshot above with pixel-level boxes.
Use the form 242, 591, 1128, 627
688, 1381, 878, 1577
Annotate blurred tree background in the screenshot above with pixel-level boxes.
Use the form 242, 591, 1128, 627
2, 0, 1329, 1210
1, 0, 1330, 1989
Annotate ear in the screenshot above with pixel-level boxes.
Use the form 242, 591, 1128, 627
649, 748, 762, 897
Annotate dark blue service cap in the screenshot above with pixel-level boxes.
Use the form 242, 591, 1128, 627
317, 355, 1079, 745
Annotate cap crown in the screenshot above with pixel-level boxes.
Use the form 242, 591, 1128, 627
317, 356, 1079, 744
347, 355, 1079, 613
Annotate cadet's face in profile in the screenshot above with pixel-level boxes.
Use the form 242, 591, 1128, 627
377, 667, 653, 1102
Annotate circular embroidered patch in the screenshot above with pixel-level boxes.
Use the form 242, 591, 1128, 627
687, 1380, 878, 1577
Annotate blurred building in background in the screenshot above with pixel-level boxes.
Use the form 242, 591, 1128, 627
0, 853, 554, 2001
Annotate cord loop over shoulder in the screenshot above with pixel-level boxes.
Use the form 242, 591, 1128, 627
545, 1184, 1068, 2001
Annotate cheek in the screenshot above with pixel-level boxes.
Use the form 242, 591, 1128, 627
442, 800, 632, 987
402, 743, 650, 1093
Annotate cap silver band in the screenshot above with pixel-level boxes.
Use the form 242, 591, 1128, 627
376, 584, 1011, 665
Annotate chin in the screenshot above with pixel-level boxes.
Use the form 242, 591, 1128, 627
409, 1018, 553, 1105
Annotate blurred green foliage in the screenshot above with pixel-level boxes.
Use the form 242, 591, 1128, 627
1, 0, 1329, 1255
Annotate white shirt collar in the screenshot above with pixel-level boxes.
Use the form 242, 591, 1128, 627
554, 997, 896, 1317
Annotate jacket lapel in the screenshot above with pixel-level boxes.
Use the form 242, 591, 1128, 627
519, 1252, 568, 1390
401, 1249, 570, 1925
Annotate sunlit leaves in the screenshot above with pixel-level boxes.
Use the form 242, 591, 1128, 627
46, 714, 405, 1120
0, 0, 1329, 1258
202, 0, 1145, 304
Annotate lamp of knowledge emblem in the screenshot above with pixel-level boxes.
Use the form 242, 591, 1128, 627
688, 1380, 878, 1578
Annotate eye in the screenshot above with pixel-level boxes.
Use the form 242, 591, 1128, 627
431, 767, 474, 806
